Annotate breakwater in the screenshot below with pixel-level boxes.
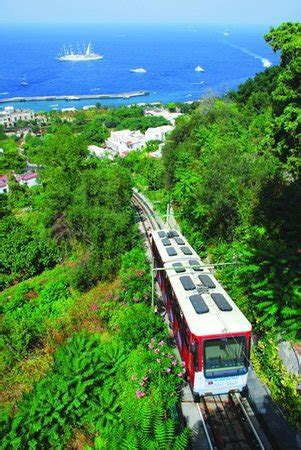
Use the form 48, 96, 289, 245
0, 90, 149, 104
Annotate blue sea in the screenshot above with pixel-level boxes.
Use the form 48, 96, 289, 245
0, 24, 279, 111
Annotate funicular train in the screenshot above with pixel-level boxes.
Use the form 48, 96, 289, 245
151, 229, 251, 400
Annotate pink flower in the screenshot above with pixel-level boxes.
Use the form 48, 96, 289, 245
140, 381, 145, 387
136, 390, 146, 398
181, 361, 186, 367
158, 340, 165, 347
133, 297, 139, 303
172, 360, 177, 366
168, 354, 173, 359
131, 375, 137, 381
143, 376, 149, 382
166, 368, 172, 374
156, 358, 161, 364
148, 343, 154, 349
90, 303, 99, 311
177, 373, 184, 378
154, 348, 160, 354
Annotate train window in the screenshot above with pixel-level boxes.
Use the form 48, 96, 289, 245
180, 276, 196, 291
174, 237, 185, 245
158, 231, 167, 238
204, 337, 248, 378
189, 295, 209, 314
181, 246, 193, 255
189, 259, 203, 271
161, 238, 171, 246
167, 230, 179, 238
211, 293, 233, 311
172, 262, 186, 273
198, 274, 216, 289
167, 247, 177, 256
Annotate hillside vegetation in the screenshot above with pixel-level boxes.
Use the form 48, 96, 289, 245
0, 21, 300, 446
127, 23, 301, 427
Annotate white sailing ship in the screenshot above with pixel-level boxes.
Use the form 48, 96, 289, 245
56, 42, 103, 61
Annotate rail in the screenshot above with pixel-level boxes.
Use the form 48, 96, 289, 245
132, 190, 163, 232
199, 392, 268, 450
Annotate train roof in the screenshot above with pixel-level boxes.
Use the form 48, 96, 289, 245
164, 260, 252, 338
152, 229, 199, 263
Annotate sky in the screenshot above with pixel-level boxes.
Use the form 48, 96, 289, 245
0, 0, 300, 25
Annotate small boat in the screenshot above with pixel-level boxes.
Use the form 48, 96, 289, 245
130, 67, 147, 73
20, 76, 28, 86
195, 66, 204, 73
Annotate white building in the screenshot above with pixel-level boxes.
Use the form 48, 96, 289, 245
0, 106, 35, 128
144, 108, 182, 126
83, 105, 96, 110
61, 107, 77, 113
144, 125, 173, 142
105, 130, 145, 156
15, 172, 38, 188
88, 145, 114, 160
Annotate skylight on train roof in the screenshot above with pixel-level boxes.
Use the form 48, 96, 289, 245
166, 247, 177, 256
167, 230, 179, 238
174, 237, 185, 245
189, 294, 209, 314
172, 262, 186, 273
198, 274, 216, 289
189, 259, 203, 271
181, 246, 193, 255
180, 276, 196, 291
211, 293, 233, 311
158, 231, 167, 238
161, 238, 171, 246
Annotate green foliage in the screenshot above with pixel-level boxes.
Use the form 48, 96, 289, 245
265, 22, 301, 177
0, 215, 58, 288
228, 66, 281, 109
115, 115, 170, 133
0, 137, 26, 172
251, 335, 301, 429
81, 119, 109, 144
1, 275, 73, 356
1, 332, 125, 448
2, 244, 188, 448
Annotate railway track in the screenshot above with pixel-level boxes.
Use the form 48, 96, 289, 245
132, 189, 272, 450
198, 392, 269, 450
132, 190, 163, 234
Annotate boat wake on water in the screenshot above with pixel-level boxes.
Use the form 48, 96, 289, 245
228, 43, 272, 68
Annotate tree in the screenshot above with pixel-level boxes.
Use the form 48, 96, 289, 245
82, 119, 109, 145
265, 22, 301, 177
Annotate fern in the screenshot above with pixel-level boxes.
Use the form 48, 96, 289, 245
172, 428, 190, 450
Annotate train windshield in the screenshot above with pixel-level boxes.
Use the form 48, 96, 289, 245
204, 337, 248, 378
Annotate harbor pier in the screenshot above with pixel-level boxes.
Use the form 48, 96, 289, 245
0, 90, 149, 105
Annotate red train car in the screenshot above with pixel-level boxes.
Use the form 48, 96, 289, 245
151, 229, 251, 400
